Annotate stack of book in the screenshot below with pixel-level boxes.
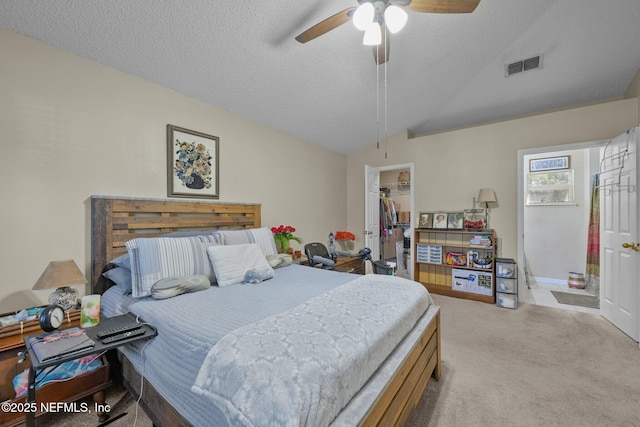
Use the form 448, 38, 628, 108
470, 235, 492, 247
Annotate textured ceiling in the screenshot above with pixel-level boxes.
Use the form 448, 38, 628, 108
1, 0, 639, 153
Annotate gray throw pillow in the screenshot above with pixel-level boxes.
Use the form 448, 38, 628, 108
151, 275, 211, 300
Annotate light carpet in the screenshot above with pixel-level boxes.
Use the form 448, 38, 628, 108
407, 294, 639, 427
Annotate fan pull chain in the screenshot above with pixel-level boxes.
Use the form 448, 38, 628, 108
384, 34, 388, 159
376, 55, 380, 150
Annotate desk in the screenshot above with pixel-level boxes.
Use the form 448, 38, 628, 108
0, 310, 90, 427
23, 313, 157, 427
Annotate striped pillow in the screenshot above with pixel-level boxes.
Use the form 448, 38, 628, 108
215, 227, 277, 256
126, 235, 219, 298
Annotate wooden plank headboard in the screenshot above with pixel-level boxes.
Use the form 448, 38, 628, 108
90, 196, 261, 290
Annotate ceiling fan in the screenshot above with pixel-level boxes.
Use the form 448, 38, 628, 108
295, 0, 480, 64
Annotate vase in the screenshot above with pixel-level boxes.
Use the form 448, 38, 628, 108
337, 239, 354, 252
275, 238, 290, 254
186, 173, 205, 189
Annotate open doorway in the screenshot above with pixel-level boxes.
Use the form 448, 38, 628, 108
517, 141, 602, 314
364, 163, 414, 278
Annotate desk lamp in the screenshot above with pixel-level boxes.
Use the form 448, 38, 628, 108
33, 260, 87, 311
477, 188, 497, 230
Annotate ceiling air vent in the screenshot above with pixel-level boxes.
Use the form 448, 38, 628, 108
506, 55, 542, 77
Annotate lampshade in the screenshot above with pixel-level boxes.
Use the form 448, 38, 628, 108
384, 5, 408, 34
477, 188, 497, 204
33, 260, 86, 290
363, 22, 382, 46
33, 260, 86, 310
353, 2, 375, 31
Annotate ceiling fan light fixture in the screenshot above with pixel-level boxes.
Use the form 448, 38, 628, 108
384, 5, 407, 34
353, 3, 375, 31
363, 21, 381, 45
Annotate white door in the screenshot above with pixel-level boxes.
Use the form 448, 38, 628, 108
600, 126, 639, 342
364, 165, 380, 261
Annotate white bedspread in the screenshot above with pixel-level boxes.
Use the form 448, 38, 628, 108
192, 274, 431, 427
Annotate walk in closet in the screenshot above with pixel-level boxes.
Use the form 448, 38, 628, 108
380, 169, 411, 270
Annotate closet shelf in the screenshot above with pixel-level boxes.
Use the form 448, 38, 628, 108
381, 181, 411, 194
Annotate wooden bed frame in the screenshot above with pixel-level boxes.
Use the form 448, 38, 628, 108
90, 195, 441, 427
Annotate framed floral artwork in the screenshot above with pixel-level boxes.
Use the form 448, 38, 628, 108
167, 124, 219, 199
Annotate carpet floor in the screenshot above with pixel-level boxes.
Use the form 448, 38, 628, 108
550, 290, 600, 309
407, 295, 639, 426
30, 294, 640, 427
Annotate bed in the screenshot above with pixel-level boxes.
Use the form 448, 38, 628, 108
90, 195, 441, 427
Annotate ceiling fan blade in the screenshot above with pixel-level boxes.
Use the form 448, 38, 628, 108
295, 7, 356, 43
372, 23, 389, 65
405, 0, 480, 14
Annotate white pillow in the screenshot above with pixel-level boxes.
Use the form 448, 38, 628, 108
206, 243, 274, 287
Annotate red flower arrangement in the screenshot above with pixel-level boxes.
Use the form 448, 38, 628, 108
271, 225, 302, 253
335, 231, 356, 241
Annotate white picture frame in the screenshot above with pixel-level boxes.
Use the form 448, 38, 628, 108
433, 213, 448, 229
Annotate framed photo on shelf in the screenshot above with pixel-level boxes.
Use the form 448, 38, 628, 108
418, 212, 433, 228
529, 155, 570, 172
447, 212, 464, 229
167, 124, 220, 199
433, 213, 448, 229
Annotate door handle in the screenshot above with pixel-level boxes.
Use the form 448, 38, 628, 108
622, 242, 640, 252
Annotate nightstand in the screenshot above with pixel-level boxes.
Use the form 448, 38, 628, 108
23, 313, 157, 427
334, 256, 365, 274
0, 310, 111, 427
296, 256, 365, 274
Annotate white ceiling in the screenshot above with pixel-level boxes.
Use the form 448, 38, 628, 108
1, 0, 639, 153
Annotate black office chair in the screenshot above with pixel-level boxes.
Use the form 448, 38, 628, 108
304, 242, 353, 273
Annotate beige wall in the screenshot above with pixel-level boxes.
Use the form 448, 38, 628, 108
3, 26, 636, 312
624, 69, 640, 124
0, 29, 347, 312
346, 98, 638, 274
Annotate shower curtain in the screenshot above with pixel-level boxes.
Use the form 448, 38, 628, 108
585, 173, 599, 296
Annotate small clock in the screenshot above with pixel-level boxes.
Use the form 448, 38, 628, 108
39, 304, 65, 332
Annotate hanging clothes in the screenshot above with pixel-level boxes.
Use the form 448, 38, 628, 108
379, 195, 397, 237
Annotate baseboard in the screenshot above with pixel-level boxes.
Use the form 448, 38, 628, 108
533, 277, 567, 287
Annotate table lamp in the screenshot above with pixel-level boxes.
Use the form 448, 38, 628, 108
32, 260, 87, 311
477, 188, 497, 229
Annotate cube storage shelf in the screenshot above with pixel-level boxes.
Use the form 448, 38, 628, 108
414, 228, 496, 304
